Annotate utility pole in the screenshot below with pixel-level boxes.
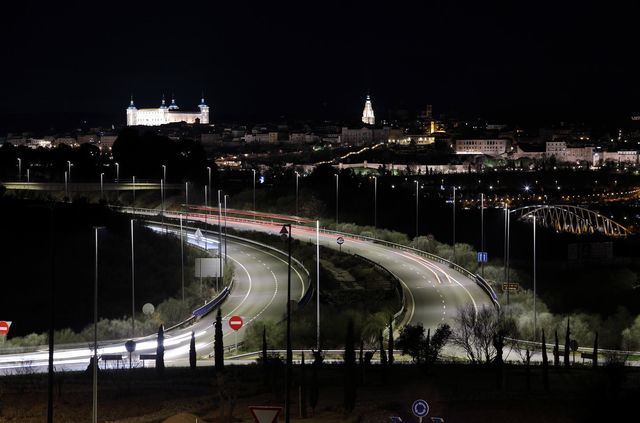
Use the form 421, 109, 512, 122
452, 186, 456, 260
533, 215, 537, 341
130, 219, 135, 337
180, 215, 185, 302
335, 174, 339, 225
480, 193, 485, 277
414, 181, 419, 237
373, 176, 377, 229
47, 206, 55, 423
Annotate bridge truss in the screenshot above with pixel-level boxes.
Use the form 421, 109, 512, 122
512, 205, 631, 237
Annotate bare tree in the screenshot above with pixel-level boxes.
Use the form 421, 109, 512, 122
452, 304, 515, 364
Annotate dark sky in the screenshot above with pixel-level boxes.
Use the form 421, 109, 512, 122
2, 1, 640, 130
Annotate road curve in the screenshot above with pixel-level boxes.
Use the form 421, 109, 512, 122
0, 225, 305, 373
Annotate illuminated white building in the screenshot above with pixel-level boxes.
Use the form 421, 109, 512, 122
361, 95, 375, 125
455, 139, 508, 156
126, 95, 210, 126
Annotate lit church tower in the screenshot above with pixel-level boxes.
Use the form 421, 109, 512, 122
361, 94, 375, 125
199, 94, 210, 124
126, 95, 137, 126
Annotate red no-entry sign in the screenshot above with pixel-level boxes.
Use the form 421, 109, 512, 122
229, 315, 243, 331
0, 321, 12, 336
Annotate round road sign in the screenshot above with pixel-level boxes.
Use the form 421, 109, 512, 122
229, 315, 243, 331
0, 321, 12, 337
142, 303, 155, 315
412, 399, 429, 418
336, 236, 344, 245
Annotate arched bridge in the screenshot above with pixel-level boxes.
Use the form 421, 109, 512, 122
512, 205, 631, 237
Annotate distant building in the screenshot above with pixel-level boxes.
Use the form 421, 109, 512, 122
341, 126, 389, 146
455, 139, 508, 156
126, 95, 210, 126
361, 95, 375, 125
601, 150, 639, 165
545, 141, 594, 164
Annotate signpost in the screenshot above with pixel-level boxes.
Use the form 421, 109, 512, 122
336, 236, 344, 252
0, 321, 12, 342
412, 399, 429, 423
229, 315, 243, 353
249, 406, 282, 423
476, 251, 488, 263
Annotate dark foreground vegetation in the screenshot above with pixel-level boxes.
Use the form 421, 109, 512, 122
0, 362, 637, 422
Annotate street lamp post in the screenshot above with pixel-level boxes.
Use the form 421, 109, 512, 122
295, 171, 299, 216
92, 226, 104, 423
279, 224, 293, 423
335, 174, 339, 225
480, 193, 485, 277
452, 186, 457, 260
67, 161, 72, 183
180, 214, 185, 302
185, 182, 189, 208
224, 194, 228, 263
130, 220, 135, 338
533, 215, 537, 341
26, 168, 30, 183
217, 199, 223, 291
100, 173, 104, 200
64, 171, 69, 199
115, 162, 120, 183
132, 176, 136, 205
316, 220, 320, 351
414, 180, 419, 237
17, 158, 21, 181
207, 166, 212, 208
373, 176, 377, 229
160, 179, 165, 215
252, 169, 256, 218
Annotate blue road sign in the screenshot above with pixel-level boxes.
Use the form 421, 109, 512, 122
477, 251, 488, 263
412, 399, 429, 418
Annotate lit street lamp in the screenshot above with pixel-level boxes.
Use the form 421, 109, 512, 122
279, 224, 293, 423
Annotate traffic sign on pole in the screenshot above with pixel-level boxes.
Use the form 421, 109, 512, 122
412, 399, 430, 422
229, 315, 243, 331
477, 251, 488, 263
249, 406, 282, 423
0, 321, 12, 337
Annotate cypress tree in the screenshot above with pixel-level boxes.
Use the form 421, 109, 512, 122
388, 316, 394, 365
593, 332, 598, 369
563, 317, 571, 368
541, 329, 549, 391
379, 329, 388, 366
424, 328, 431, 367
300, 351, 308, 418
553, 330, 560, 367
343, 319, 356, 413
189, 331, 197, 370
215, 308, 224, 372
156, 324, 165, 376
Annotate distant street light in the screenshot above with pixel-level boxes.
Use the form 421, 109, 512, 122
115, 162, 120, 183
279, 224, 293, 423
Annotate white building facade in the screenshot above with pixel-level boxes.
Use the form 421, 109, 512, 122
455, 139, 508, 156
126, 96, 210, 126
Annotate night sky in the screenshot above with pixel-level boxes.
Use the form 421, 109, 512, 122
2, 1, 640, 130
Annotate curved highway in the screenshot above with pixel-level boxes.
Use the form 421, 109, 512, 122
0, 225, 306, 373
